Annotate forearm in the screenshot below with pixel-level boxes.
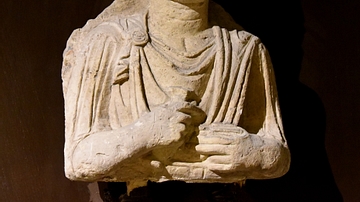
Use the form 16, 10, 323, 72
66, 121, 155, 181
240, 134, 290, 179
65, 101, 203, 181
193, 124, 290, 179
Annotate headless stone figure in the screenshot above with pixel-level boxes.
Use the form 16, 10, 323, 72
62, 0, 290, 197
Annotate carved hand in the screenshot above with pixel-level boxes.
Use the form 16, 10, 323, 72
185, 123, 286, 176
143, 101, 206, 156
191, 123, 253, 172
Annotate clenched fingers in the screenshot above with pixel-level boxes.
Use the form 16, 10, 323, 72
195, 144, 235, 155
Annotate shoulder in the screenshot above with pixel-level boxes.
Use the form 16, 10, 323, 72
67, 13, 148, 50
229, 30, 262, 47
225, 29, 269, 58
62, 19, 124, 81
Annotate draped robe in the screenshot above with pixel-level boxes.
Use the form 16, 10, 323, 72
62, 12, 288, 182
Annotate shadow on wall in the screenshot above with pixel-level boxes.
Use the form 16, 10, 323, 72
214, 0, 343, 201
95, 0, 343, 201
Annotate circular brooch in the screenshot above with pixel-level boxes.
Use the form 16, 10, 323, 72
131, 30, 148, 46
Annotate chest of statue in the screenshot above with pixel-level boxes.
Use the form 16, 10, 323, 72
118, 35, 217, 112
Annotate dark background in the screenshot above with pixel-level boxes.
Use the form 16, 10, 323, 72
0, 0, 359, 201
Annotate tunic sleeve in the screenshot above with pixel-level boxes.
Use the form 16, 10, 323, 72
237, 34, 285, 143
62, 22, 126, 174
197, 28, 289, 179
200, 28, 286, 143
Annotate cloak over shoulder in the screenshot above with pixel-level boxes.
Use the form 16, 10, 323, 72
62, 4, 288, 181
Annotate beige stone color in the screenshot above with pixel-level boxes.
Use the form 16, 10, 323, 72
62, 0, 290, 191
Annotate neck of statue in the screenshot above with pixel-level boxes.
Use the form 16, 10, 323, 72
148, 0, 209, 50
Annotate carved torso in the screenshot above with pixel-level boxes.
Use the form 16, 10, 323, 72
62, 1, 290, 190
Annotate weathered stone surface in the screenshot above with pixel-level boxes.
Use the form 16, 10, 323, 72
62, 0, 290, 191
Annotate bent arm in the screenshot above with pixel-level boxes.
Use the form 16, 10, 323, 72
63, 24, 126, 180
235, 37, 290, 178
239, 40, 290, 179
179, 33, 290, 180
64, 99, 206, 181
62, 21, 147, 181
66, 117, 154, 181
244, 133, 290, 179
193, 123, 289, 179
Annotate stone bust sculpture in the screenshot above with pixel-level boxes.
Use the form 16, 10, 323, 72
62, 0, 290, 190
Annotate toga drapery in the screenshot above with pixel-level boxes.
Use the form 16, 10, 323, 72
62, 11, 286, 180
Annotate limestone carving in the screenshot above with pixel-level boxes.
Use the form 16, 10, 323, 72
62, 0, 290, 190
